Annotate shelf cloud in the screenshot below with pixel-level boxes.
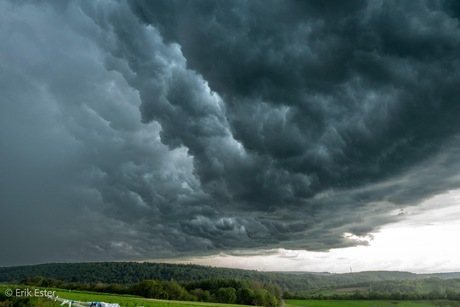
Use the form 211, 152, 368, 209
1, 0, 460, 266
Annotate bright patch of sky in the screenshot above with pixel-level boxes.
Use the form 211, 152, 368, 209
170, 189, 460, 273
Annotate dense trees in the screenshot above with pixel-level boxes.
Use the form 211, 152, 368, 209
19, 275, 460, 305
16, 277, 282, 306
1, 262, 440, 294
215, 287, 237, 304
0, 262, 335, 294
2, 263, 460, 304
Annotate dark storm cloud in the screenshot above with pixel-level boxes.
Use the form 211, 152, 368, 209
2, 0, 460, 265
130, 0, 460, 191
0, 0, 213, 264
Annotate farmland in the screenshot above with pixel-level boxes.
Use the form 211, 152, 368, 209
286, 299, 460, 306
3, 284, 460, 307
2, 263, 460, 307
0, 285, 250, 307
54, 288, 252, 307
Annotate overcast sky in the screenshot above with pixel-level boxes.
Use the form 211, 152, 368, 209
1, 0, 460, 272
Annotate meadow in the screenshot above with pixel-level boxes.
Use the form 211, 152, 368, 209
0, 285, 251, 307
3, 284, 460, 307
54, 289, 249, 307
285, 299, 460, 307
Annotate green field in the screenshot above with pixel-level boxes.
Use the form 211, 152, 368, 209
55, 289, 247, 307
0, 285, 251, 307
3, 284, 460, 307
286, 299, 460, 307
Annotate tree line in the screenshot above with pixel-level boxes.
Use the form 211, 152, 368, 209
19, 276, 282, 307
0, 262, 338, 294
2, 262, 460, 298
290, 290, 460, 301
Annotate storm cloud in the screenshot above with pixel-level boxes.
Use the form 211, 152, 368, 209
1, 0, 460, 266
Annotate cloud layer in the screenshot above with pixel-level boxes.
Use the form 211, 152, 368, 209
1, 0, 460, 266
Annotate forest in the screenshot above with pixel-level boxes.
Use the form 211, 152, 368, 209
1, 262, 460, 306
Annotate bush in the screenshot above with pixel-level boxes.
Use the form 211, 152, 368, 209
215, 287, 236, 304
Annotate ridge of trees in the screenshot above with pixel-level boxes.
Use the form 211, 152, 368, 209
1, 262, 459, 296
16, 277, 282, 306
0, 262, 338, 293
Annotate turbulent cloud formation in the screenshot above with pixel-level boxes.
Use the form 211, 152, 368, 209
1, 0, 460, 266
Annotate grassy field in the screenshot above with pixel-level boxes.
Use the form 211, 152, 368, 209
0, 285, 251, 307
55, 289, 247, 307
286, 299, 460, 307
3, 284, 460, 307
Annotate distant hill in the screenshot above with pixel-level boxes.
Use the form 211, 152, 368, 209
0, 262, 458, 294
420, 272, 460, 279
